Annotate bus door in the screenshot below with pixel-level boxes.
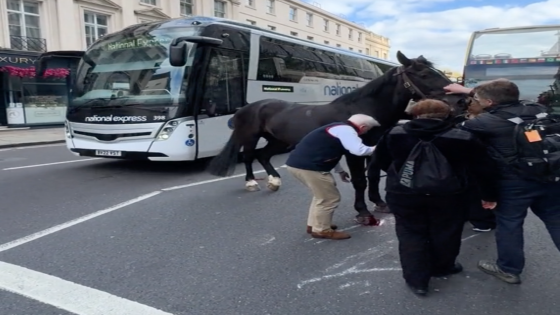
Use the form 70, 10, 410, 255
195, 48, 248, 158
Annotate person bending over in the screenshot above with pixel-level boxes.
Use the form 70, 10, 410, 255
286, 114, 378, 240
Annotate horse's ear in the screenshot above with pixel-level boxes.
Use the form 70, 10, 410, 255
396, 51, 412, 67
417, 55, 427, 63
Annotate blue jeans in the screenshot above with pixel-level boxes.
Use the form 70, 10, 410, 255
495, 179, 560, 275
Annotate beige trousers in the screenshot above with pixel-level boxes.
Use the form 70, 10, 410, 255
287, 166, 342, 232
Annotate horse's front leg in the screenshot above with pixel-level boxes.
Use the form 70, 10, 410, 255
366, 158, 390, 213
243, 139, 261, 192
255, 139, 286, 191
346, 155, 379, 226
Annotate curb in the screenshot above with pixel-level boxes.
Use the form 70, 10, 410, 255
0, 140, 65, 149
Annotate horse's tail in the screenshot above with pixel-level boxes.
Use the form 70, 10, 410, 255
206, 128, 242, 177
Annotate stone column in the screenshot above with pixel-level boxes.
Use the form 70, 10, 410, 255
120, 0, 137, 28
229, 0, 240, 20
56, 0, 80, 50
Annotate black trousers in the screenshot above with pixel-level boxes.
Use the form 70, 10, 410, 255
386, 192, 469, 288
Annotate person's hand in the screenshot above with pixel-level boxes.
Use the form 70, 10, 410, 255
481, 200, 497, 210
444, 83, 472, 95
338, 171, 351, 182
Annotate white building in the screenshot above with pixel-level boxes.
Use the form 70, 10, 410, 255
0, 0, 391, 127
0, 0, 390, 57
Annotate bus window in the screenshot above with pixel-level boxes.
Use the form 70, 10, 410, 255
200, 49, 247, 116
335, 54, 364, 81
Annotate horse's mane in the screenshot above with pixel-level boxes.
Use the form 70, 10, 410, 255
330, 57, 436, 106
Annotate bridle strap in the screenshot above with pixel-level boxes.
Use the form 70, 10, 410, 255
393, 66, 427, 99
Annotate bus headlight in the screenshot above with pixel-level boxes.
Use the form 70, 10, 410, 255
156, 119, 180, 141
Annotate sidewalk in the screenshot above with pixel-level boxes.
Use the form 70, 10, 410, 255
0, 127, 65, 148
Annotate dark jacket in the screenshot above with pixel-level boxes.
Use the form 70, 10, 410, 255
459, 101, 549, 180
370, 118, 499, 201
286, 121, 357, 172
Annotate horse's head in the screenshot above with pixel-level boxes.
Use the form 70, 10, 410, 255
394, 51, 469, 117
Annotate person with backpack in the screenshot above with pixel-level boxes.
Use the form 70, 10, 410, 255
369, 99, 499, 296
444, 80, 560, 285
453, 87, 497, 232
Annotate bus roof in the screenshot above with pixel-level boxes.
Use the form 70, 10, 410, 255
116, 16, 399, 67
473, 24, 560, 34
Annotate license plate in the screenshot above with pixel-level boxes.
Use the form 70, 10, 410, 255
95, 150, 122, 157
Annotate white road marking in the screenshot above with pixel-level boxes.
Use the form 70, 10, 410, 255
461, 233, 483, 242
297, 234, 484, 289
298, 267, 402, 289
260, 236, 276, 245
339, 280, 370, 289
161, 171, 264, 191
0, 164, 289, 312
0, 143, 65, 152
161, 164, 287, 191
0, 191, 161, 253
0, 165, 287, 252
3, 158, 101, 170
0, 262, 173, 315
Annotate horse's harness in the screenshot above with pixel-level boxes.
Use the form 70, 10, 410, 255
393, 66, 428, 100
393, 65, 470, 115
393, 65, 458, 100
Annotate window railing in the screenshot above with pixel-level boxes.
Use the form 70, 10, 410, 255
10, 35, 47, 52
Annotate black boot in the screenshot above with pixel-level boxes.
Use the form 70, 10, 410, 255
432, 262, 463, 277
406, 282, 428, 296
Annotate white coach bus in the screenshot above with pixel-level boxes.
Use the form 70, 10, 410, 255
36, 16, 399, 161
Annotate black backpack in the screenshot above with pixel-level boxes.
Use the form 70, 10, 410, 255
491, 104, 560, 183
396, 131, 464, 195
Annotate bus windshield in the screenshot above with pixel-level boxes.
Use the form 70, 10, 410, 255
464, 27, 560, 107
71, 25, 198, 108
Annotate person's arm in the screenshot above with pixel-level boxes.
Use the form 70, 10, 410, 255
369, 132, 392, 172
326, 125, 375, 156
458, 115, 491, 136
444, 83, 474, 96
464, 136, 499, 202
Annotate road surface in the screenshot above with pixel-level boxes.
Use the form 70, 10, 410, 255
0, 144, 559, 315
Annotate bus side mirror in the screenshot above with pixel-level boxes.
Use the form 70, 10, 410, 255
169, 41, 189, 67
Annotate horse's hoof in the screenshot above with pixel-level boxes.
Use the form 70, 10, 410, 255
267, 183, 280, 191
245, 180, 261, 192
374, 204, 391, 213
266, 175, 281, 192
355, 215, 380, 226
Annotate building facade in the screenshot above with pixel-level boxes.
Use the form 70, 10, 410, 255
0, 0, 391, 127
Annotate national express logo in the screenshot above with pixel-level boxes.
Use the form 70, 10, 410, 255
323, 83, 361, 96
84, 115, 147, 123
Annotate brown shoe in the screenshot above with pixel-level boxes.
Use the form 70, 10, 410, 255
311, 229, 351, 240
307, 225, 338, 234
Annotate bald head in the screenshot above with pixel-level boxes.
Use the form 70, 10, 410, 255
348, 114, 379, 135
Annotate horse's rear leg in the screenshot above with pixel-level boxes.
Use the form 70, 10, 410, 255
255, 138, 288, 191
243, 136, 262, 192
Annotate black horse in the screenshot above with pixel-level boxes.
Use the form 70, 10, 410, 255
206, 51, 467, 225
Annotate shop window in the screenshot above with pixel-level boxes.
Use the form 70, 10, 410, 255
0, 65, 70, 125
